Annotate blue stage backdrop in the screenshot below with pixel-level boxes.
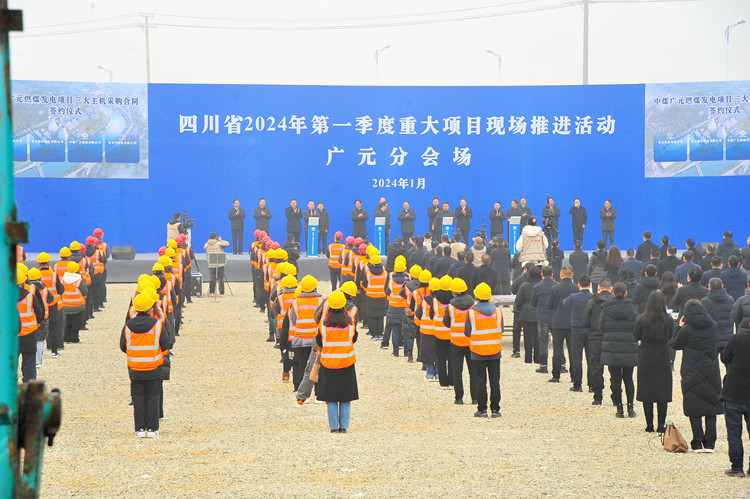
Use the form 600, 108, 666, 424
14, 82, 750, 253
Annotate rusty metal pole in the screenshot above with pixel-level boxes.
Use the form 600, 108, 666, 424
0, 2, 23, 497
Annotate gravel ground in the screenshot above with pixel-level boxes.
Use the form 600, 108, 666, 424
37, 282, 749, 498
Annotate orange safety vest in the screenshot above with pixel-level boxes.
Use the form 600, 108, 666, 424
17, 292, 38, 336
419, 298, 433, 336
448, 304, 471, 347
184, 245, 193, 270
40, 267, 62, 310
328, 242, 344, 269
125, 322, 164, 371
91, 249, 104, 274
251, 242, 262, 269
79, 257, 92, 285
387, 277, 407, 308
468, 307, 503, 356
28, 283, 50, 320
413, 287, 428, 327
291, 294, 323, 339
340, 249, 353, 277
54, 261, 69, 281
276, 291, 295, 330
320, 323, 356, 369
16, 245, 24, 263
432, 301, 450, 340
364, 267, 386, 299
98, 241, 110, 259
61, 278, 85, 308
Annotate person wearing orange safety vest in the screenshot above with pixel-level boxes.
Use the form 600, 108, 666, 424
382, 258, 409, 357
152, 263, 177, 340
338, 237, 356, 284
16, 244, 26, 264
250, 230, 263, 305
17, 267, 44, 383
252, 234, 269, 309
69, 240, 94, 327
431, 275, 455, 388
398, 265, 423, 363
61, 261, 88, 343
38, 252, 65, 357
93, 228, 111, 304
316, 290, 359, 433
360, 254, 388, 341
415, 275, 439, 381
85, 236, 107, 312
26, 267, 54, 368
273, 276, 298, 383
464, 282, 504, 418
54, 247, 72, 281
442, 277, 479, 406
326, 231, 345, 289
353, 244, 369, 326
284, 275, 323, 391
175, 234, 194, 304
120, 292, 172, 438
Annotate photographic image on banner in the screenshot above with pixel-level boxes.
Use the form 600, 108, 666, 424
12, 80, 148, 179
645, 81, 750, 177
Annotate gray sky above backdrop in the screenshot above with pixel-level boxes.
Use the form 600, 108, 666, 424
8, 0, 750, 86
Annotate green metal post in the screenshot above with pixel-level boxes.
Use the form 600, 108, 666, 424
0, 3, 23, 496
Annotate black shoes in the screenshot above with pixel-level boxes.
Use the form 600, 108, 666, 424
474, 410, 488, 418
592, 399, 602, 406
645, 425, 654, 433
407, 354, 414, 363
536, 366, 548, 374
570, 385, 583, 392
266, 336, 275, 343
454, 399, 464, 405
511, 352, 521, 358
548, 377, 560, 383
491, 411, 501, 418
627, 403, 637, 418
560, 365, 568, 374
615, 404, 625, 418
725, 469, 745, 477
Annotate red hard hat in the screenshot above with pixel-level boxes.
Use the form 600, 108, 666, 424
261, 236, 270, 244
93, 228, 103, 237
359, 244, 367, 254
271, 242, 281, 250
334, 231, 343, 239
254, 229, 261, 237
354, 237, 363, 245
260, 231, 268, 238
158, 246, 167, 256
345, 236, 355, 245
85, 236, 98, 246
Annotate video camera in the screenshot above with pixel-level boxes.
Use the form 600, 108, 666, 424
181, 208, 195, 230
475, 217, 488, 245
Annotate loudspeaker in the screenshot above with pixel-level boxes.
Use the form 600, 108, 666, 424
111, 246, 136, 260
696, 242, 718, 256
190, 271, 203, 297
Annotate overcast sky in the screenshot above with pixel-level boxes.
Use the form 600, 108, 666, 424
8, 0, 750, 86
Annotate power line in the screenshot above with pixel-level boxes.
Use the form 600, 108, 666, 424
11, 24, 137, 38
19, 13, 139, 30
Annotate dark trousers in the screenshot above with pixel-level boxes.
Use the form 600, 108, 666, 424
724, 401, 750, 470
85, 293, 94, 320
209, 266, 225, 294
402, 233, 413, 244
289, 231, 301, 246
457, 225, 470, 244
91, 280, 104, 308
63, 310, 85, 342
291, 346, 312, 391
318, 232, 328, 255
551, 328, 571, 379
435, 338, 453, 387
537, 322, 550, 366
570, 329, 590, 387
521, 321, 538, 364
602, 230, 614, 248
232, 228, 243, 253
608, 366, 634, 405
131, 377, 161, 431
184, 271, 193, 302
102, 268, 108, 302
47, 307, 63, 352
253, 268, 263, 306
689, 415, 717, 451
450, 344, 477, 402
588, 333, 604, 398
643, 402, 668, 431
19, 352, 36, 383
329, 268, 341, 290
473, 358, 500, 412
512, 312, 521, 354
495, 281, 511, 295
367, 316, 384, 337
573, 226, 584, 245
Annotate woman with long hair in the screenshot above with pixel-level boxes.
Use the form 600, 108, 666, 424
634, 291, 673, 433
587, 240, 608, 293
604, 245, 623, 285
658, 271, 677, 308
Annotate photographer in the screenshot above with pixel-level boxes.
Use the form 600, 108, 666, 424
542, 197, 560, 240
515, 217, 549, 267
204, 232, 229, 295
167, 212, 185, 242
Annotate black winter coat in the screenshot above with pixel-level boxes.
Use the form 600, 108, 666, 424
671, 281, 708, 318
253, 206, 271, 232
717, 237, 739, 264
385, 243, 407, 273
636, 240, 658, 263
631, 276, 660, 313
472, 265, 497, 291
599, 297, 638, 367
385, 272, 408, 323
530, 278, 556, 324
285, 206, 303, 233
515, 275, 541, 322
563, 290, 593, 331
568, 250, 589, 282
454, 206, 472, 233
583, 291, 613, 333
634, 317, 673, 403
489, 208, 505, 234
732, 295, 750, 335
547, 278, 579, 329
702, 288, 735, 349
656, 256, 680, 278
350, 208, 368, 237
700, 268, 722, 287
721, 333, 750, 404
587, 250, 607, 284
721, 267, 748, 302
670, 304, 723, 417
490, 245, 511, 282
398, 208, 416, 235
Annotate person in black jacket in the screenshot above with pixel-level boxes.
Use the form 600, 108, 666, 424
385, 238, 407, 273
490, 237, 511, 294
699, 243, 717, 272
619, 249, 643, 282
350, 199, 368, 238
675, 250, 700, 285
374, 198, 392, 248
599, 282, 638, 418
731, 281, 750, 335
17, 273, 45, 383
431, 246, 455, 279
717, 231, 739, 265
700, 256, 723, 287
659, 235, 670, 261
657, 246, 680, 278
583, 278, 613, 405
635, 231, 658, 263
670, 299, 723, 452
634, 290, 673, 433
427, 198, 441, 239
672, 267, 708, 319
741, 236, 750, 272
398, 202, 416, 242
434, 202, 455, 236
516, 265, 542, 364
546, 239, 564, 281
409, 236, 427, 268
489, 202, 505, 238
702, 277, 735, 355
302, 200, 320, 254
506, 199, 522, 234
720, 330, 750, 476
285, 199, 303, 244
472, 254, 498, 292
448, 252, 466, 278
531, 266, 556, 372
454, 198, 472, 244
316, 202, 330, 254
253, 197, 271, 236
603, 246, 622, 285
518, 197, 532, 229
563, 274, 593, 393
569, 198, 587, 245
457, 253, 476, 290
569, 240, 589, 284
542, 197, 560, 240
599, 200, 616, 248
228, 199, 246, 254
547, 266, 578, 383
722, 255, 748, 302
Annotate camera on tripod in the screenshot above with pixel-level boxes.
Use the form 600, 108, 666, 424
475, 217, 488, 244
181, 208, 195, 230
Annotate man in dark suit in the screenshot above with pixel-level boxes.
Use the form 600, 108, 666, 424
635, 231, 658, 263
316, 202, 329, 255
568, 198, 587, 245
228, 199, 246, 254
518, 197, 532, 229
489, 202, 505, 238
427, 198, 441, 240
398, 201, 416, 242
657, 246, 680, 277
454, 198, 473, 244
490, 237, 511, 294
434, 202, 455, 239
285, 199, 303, 244
568, 240, 589, 284
351, 200, 368, 238
473, 254, 498, 292
542, 197, 561, 240
253, 198, 271, 236
599, 200, 616, 248
431, 246, 454, 279
620, 249, 643, 282
699, 243, 717, 271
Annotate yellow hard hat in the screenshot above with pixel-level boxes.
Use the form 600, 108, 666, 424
133, 292, 155, 312
17, 263, 29, 274
275, 262, 288, 275
370, 254, 382, 265
67, 262, 80, 273
158, 256, 172, 267
277, 249, 288, 261
143, 287, 160, 303
474, 282, 492, 301
428, 277, 440, 291
439, 275, 453, 291
294, 287, 302, 298
340, 281, 357, 297
37, 252, 51, 264
285, 264, 297, 276
366, 245, 379, 256
328, 290, 346, 310
164, 247, 176, 258
69, 241, 82, 251
27, 267, 42, 281
281, 275, 298, 289
418, 269, 433, 284
137, 274, 151, 283
137, 279, 156, 293
394, 260, 407, 272
152, 263, 165, 273
266, 248, 277, 259
395, 255, 406, 263
16, 266, 26, 285
409, 265, 423, 279
150, 275, 162, 289
300, 275, 318, 293
450, 278, 468, 294
59, 247, 71, 258
167, 240, 178, 248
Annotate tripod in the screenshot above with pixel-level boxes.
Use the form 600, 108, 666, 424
207, 252, 234, 301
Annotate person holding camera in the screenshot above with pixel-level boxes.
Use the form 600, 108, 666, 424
515, 217, 549, 267
542, 197, 560, 240
204, 232, 229, 295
